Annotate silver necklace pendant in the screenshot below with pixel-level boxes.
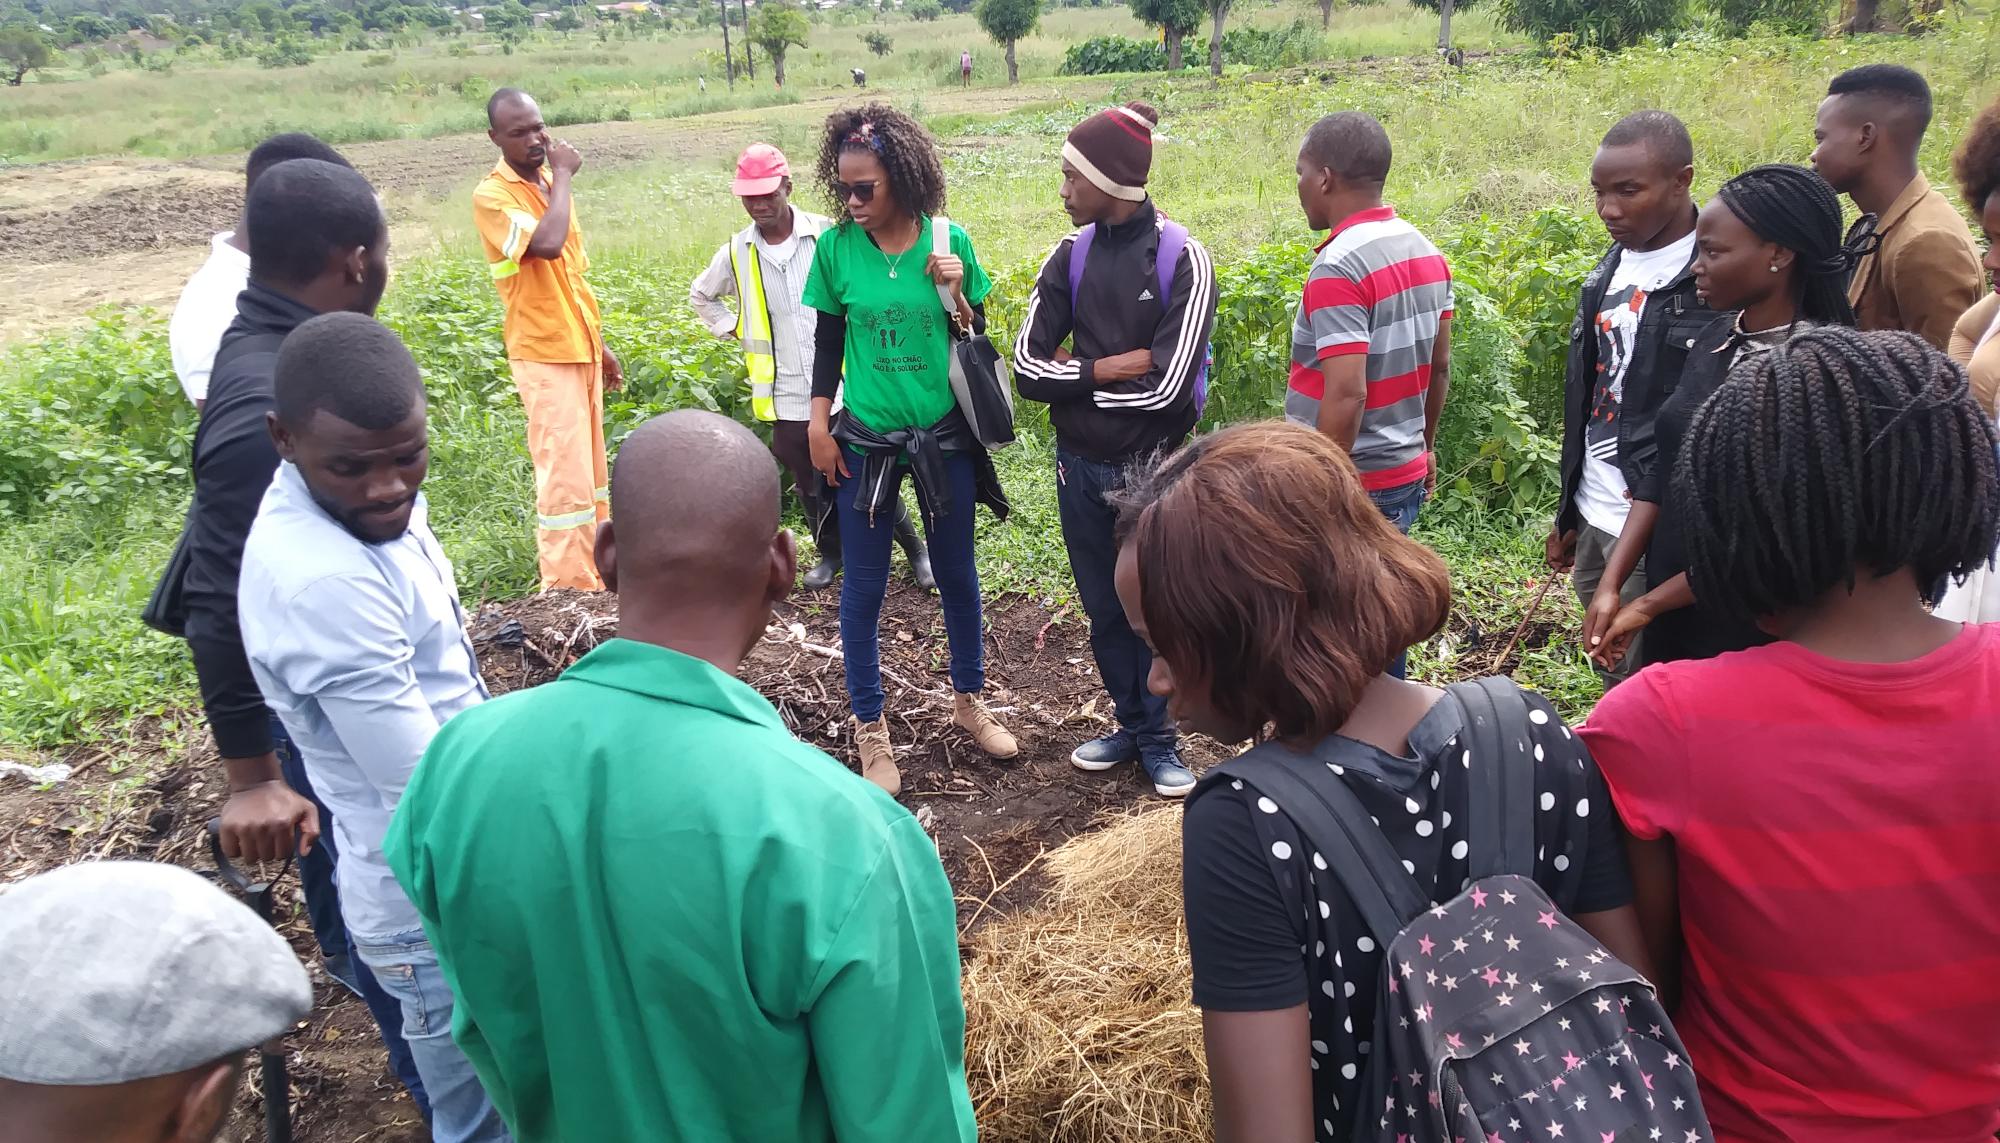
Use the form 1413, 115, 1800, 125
888, 267, 898, 278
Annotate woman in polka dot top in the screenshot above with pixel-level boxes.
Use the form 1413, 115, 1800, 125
1110, 421, 1650, 1143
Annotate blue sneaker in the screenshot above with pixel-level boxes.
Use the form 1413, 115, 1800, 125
1142, 747, 1197, 798
1070, 729, 1138, 772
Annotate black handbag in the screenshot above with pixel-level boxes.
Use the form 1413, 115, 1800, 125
931, 216, 1016, 450
142, 517, 193, 637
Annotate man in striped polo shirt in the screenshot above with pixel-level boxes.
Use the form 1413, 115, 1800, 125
1287, 111, 1453, 542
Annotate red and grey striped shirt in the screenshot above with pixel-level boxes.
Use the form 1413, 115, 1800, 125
1286, 206, 1453, 491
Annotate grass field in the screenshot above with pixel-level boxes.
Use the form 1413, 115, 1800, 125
5, 1, 2000, 751
0, 4, 1528, 162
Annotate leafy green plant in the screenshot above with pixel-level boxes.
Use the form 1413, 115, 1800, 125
1498, 0, 1688, 48
1710, 0, 1828, 35
1059, 33, 1165, 74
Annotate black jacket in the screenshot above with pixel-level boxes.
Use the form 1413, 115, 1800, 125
178, 282, 318, 760
1555, 240, 1714, 535
831, 407, 1009, 525
1012, 200, 1218, 463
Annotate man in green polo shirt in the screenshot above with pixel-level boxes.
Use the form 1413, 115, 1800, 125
385, 409, 975, 1143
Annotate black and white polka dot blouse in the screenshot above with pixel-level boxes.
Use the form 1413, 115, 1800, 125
1181, 686, 1632, 1141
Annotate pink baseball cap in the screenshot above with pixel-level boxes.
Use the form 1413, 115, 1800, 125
731, 143, 790, 197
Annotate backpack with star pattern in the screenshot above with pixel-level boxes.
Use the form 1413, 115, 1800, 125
1220, 677, 1715, 1143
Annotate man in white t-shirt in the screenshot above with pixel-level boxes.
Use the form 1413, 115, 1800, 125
168, 133, 353, 408
1549, 111, 1711, 682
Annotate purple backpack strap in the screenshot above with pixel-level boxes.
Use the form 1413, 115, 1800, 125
1066, 223, 1095, 307
1155, 219, 1187, 303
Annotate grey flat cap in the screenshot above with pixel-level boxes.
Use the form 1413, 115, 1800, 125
0, 860, 313, 1085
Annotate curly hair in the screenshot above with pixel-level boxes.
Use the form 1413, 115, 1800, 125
1953, 97, 2000, 216
813, 103, 947, 222
1113, 422, 1452, 744
1674, 327, 2000, 620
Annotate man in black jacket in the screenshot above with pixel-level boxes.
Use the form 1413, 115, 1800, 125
1548, 111, 1711, 682
1015, 101, 1218, 798
174, 156, 428, 1111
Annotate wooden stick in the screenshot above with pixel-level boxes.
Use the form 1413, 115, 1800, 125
1489, 573, 1558, 676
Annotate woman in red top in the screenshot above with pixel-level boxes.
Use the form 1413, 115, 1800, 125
1581, 327, 2000, 1142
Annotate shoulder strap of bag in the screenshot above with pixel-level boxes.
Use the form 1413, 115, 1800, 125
1445, 677, 1537, 880
930, 215, 961, 326
1218, 743, 1430, 947
1066, 223, 1095, 309
1155, 219, 1188, 306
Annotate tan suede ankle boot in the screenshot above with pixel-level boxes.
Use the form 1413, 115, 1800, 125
952, 692, 1019, 759
852, 716, 900, 797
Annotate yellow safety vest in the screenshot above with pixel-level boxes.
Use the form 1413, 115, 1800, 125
728, 235, 778, 422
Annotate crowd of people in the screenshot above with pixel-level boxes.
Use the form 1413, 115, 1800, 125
1, 58, 1997, 1143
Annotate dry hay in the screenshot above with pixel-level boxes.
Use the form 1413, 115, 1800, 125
963, 805, 1209, 1143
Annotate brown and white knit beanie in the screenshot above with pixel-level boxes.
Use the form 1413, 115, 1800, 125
1062, 101, 1158, 202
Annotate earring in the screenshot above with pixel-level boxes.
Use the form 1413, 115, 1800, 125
1769, 264, 1780, 273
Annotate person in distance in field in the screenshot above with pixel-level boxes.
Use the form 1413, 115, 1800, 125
168, 132, 351, 410
1013, 100, 1218, 797
1811, 64, 1983, 350
0, 861, 312, 1143
388, 410, 976, 1143
237, 312, 510, 1143
1582, 328, 2000, 1141
476, 87, 622, 592
1548, 110, 1710, 683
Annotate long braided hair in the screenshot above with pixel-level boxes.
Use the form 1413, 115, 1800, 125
1712, 163, 1857, 327
1673, 327, 1999, 620
812, 103, 947, 223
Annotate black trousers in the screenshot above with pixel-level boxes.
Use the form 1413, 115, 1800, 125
771, 419, 838, 557
1057, 448, 1174, 750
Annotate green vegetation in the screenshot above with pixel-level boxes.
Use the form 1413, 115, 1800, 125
750, 0, 811, 85
4, 2, 1999, 748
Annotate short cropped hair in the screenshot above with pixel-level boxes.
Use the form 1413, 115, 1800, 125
1600, 110, 1694, 172
1302, 111, 1393, 186
246, 159, 384, 288
487, 86, 534, 127
1827, 63, 1933, 136
244, 133, 350, 196
275, 312, 425, 432
1113, 422, 1452, 744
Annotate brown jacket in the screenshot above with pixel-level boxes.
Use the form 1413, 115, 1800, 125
1847, 173, 1984, 350
1948, 290, 2000, 416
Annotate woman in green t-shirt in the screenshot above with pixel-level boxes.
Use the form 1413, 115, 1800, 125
801, 105, 1018, 797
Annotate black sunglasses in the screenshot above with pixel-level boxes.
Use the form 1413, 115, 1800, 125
834, 180, 879, 205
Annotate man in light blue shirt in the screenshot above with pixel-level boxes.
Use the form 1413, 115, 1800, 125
239, 311, 510, 1143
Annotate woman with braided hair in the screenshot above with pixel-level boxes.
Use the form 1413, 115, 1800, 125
1587, 164, 1855, 669
1948, 95, 2000, 416
1581, 327, 2000, 1143
801, 104, 1018, 796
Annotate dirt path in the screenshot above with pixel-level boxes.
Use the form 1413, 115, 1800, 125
0, 80, 1095, 345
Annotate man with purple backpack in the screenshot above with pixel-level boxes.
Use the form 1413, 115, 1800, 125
1014, 100, 1218, 798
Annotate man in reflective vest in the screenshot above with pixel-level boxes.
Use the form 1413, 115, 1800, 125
690, 143, 932, 590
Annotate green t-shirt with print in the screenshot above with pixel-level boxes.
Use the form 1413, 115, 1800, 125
802, 216, 993, 435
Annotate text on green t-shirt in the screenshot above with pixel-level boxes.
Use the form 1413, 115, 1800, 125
801, 216, 993, 435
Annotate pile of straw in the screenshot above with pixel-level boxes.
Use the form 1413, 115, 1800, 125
962, 807, 1210, 1142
